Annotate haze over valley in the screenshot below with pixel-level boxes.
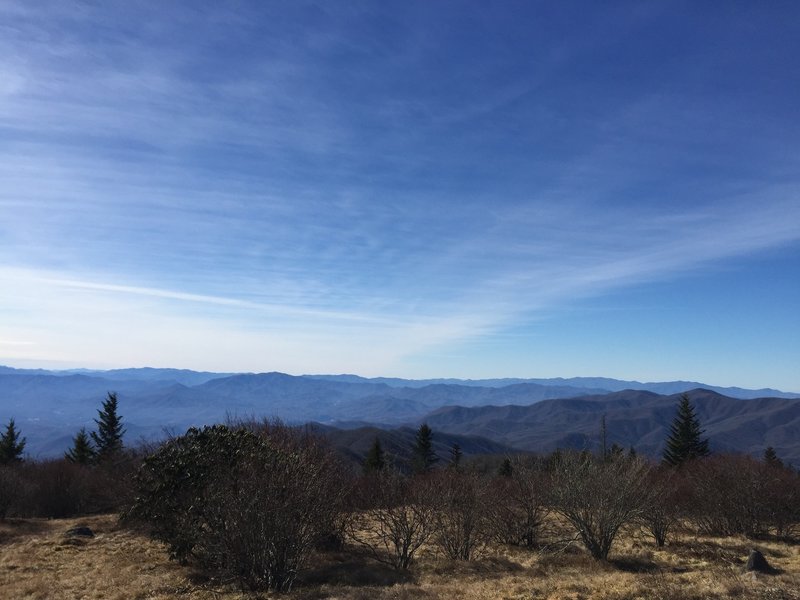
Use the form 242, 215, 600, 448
3, 365, 799, 464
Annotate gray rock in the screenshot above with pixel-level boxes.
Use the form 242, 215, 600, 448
745, 549, 772, 573
65, 526, 94, 538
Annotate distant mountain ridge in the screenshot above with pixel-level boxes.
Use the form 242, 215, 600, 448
422, 388, 800, 465
0, 365, 798, 459
2, 365, 797, 398
304, 373, 800, 399
0, 366, 230, 387
309, 423, 519, 468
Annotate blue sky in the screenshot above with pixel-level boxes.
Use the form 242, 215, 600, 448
1, 1, 799, 391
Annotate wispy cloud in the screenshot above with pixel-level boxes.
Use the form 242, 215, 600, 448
1, 2, 798, 385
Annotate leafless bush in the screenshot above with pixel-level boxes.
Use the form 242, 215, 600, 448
12, 452, 141, 518
688, 455, 766, 536
764, 465, 800, 538
20, 460, 93, 517
205, 442, 347, 590
0, 465, 26, 519
549, 452, 652, 560
640, 467, 685, 547
486, 458, 550, 548
687, 454, 800, 538
347, 471, 437, 570
430, 469, 493, 560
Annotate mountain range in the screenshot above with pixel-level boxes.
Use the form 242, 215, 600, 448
1, 365, 798, 463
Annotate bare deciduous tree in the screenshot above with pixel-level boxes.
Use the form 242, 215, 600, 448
431, 470, 492, 561
0, 466, 24, 519
347, 471, 437, 570
764, 464, 800, 538
487, 457, 550, 548
640, 466, 684, 547
549, 452, 652, 560
687, 454, 800, 538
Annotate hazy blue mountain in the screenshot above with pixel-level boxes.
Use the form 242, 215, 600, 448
4, 365, 796, 398
0, 366, 60, 376
304, 373, 799, 399
526, 377, 800, 400
311, 423, 518, 469
420, 389, 800, 465
2, 365, 799, 458
75, 367, 232, 386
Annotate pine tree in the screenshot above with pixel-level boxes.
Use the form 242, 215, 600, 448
662, 394, 710, 467
600, 414, 608, 459
411, 423, 437, 474
65, 427, 95, 465
91, 392, 125, 461
363, 437, 386, 474
764, 446, 783, 468
0, 418, 26, 464
609, 443, 625, 459
498, 456, 513, 477
448, 442, 463, 469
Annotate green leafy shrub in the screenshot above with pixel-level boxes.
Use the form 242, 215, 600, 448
127, 424, 348, 592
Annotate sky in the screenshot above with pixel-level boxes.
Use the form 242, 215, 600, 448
1, 1, 799, 391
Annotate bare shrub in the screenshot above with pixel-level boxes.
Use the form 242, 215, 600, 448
7, 452, 140, 519
486, 457, 549, 548
0, 465, 26, 519
640, 467, 685, 547
127, 424, 349, 592
762, 461, 800, 539
687, 454, 766, 537
687, 454, 800, 538
19, 460, 92, 517
347, 471, 437, 570
430, 469, 492, 560
549, 452, 652, 560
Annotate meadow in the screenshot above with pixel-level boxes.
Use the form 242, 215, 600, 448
2, 513, 799, 600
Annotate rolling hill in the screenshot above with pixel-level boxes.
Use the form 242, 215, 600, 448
1, 365, 798, 460
421, 389, 800, 465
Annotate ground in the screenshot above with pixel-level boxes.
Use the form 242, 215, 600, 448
1, 515, 799, 599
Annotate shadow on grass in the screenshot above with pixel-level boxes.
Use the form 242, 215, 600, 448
294, 585, 435, 600
0, 518, 52, 545
535, 544, 595, 572
424, 554, 526, 578
299, 551, 415, 588
611, 554, 661, 573
669, 538, 746, 566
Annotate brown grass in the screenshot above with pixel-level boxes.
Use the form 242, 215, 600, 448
1, 515, 799, 599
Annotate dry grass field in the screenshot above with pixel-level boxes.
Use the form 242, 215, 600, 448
2, 514, 799, 600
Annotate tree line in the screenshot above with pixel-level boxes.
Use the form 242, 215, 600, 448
0, 392, 132, 519
0, 391, 125, 466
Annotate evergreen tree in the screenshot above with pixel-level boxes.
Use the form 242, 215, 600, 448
363, 437, 386, 474
411, 423, 437, 474
662, 394, 709, 467
65, 427, 95, 465
764, 446, 783, 468
0, 418, 25, 464
498, 456, 513, 477
599, 414, 608, 459
448, 442, 463, 469
609, 443, 625, 459
91, 392, 125, 461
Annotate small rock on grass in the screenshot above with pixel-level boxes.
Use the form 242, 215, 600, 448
64, 526, 94, 538
745, 549, 774, 574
